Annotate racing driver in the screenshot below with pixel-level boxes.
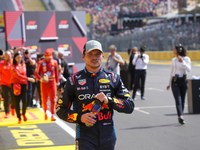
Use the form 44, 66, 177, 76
56, 40, 135, 150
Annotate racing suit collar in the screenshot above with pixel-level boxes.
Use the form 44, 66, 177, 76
84, 67, 103, 77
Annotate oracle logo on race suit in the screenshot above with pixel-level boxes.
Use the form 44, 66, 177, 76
78, 93, 111, 100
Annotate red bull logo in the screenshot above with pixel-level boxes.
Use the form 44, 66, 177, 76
101, 103, 109, 110
82, 101, 109, 112
68, 113, 78, 122
82, 101, 95, 112
113, 98, 124, 105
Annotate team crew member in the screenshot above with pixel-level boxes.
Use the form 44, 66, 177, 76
167, 44, 191, 124
132, 46, 149, 100
24, 48, 36, 108
56, 40, 134, 150
34, 49, 59, 121
35, 53, 44, 108
11, 52, 35, 124
0, 51, 14, 118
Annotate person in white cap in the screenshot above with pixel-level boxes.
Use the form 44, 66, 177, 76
56, 40, 134, 150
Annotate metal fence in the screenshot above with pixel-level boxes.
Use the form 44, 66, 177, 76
95, 22, 200, 52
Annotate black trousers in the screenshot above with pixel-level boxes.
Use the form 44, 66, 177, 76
27, 81, 36, 107
132, 70, 146, 98
171, 78, 188, 117
129, 68, 135, 90
76, 139, 115, 150
11, 84, 27, 119
1, 85, 14, 113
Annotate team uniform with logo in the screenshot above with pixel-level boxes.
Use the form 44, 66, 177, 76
56, 67, 134, 150
34, 58, 59, 117
0, 60, 14, 117
10, 62, 28, 120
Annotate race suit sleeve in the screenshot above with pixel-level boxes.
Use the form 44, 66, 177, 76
56, 77, 83, 124
108, 74, 134, 114
11, 65, 28, 81
34, 62, 42, 81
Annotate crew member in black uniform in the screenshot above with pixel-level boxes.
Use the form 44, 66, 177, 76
56, 40, 134, 150
166, 44, 191, 124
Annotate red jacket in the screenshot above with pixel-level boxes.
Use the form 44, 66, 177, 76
34, 59, 59, 83
0, 60, 12, 86
10, 63, 28, 84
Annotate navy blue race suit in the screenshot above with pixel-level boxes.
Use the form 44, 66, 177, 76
56, 67, 134, 150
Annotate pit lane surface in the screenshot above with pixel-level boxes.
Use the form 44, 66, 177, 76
0, 63, 200, 150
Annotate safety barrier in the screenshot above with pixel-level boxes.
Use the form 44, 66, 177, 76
104, 51, 200, 61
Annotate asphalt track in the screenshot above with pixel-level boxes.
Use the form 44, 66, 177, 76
1, 62, 200, 150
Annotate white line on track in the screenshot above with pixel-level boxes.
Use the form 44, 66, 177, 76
134, 105, 184, 115
39, 105, 181, 137
135, 108, 150, 114
39, 108, 76, 139
137, 105, 177, 109
146, 87, 165, 92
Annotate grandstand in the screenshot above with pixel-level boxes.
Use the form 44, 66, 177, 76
65, 0, 200, 51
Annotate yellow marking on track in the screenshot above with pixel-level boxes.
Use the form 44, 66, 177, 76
0, 108, 54, 126
9, 145, 75, 150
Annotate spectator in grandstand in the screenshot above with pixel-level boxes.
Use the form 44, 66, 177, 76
166, 44, 191, 125
0, 51, 15, 118
132, 46, 149, 100
128, 47, 138, 90
106, 45, 125, 75
11, 52, 35, 124
23, 48, 36, 108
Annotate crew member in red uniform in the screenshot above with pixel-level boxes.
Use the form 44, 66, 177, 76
34, 49, 59, 121
11, 52, 35, 124
0, 51, 14, 118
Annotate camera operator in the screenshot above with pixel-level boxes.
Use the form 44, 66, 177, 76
24, 48, 36, 108
132, 46, 149, 100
